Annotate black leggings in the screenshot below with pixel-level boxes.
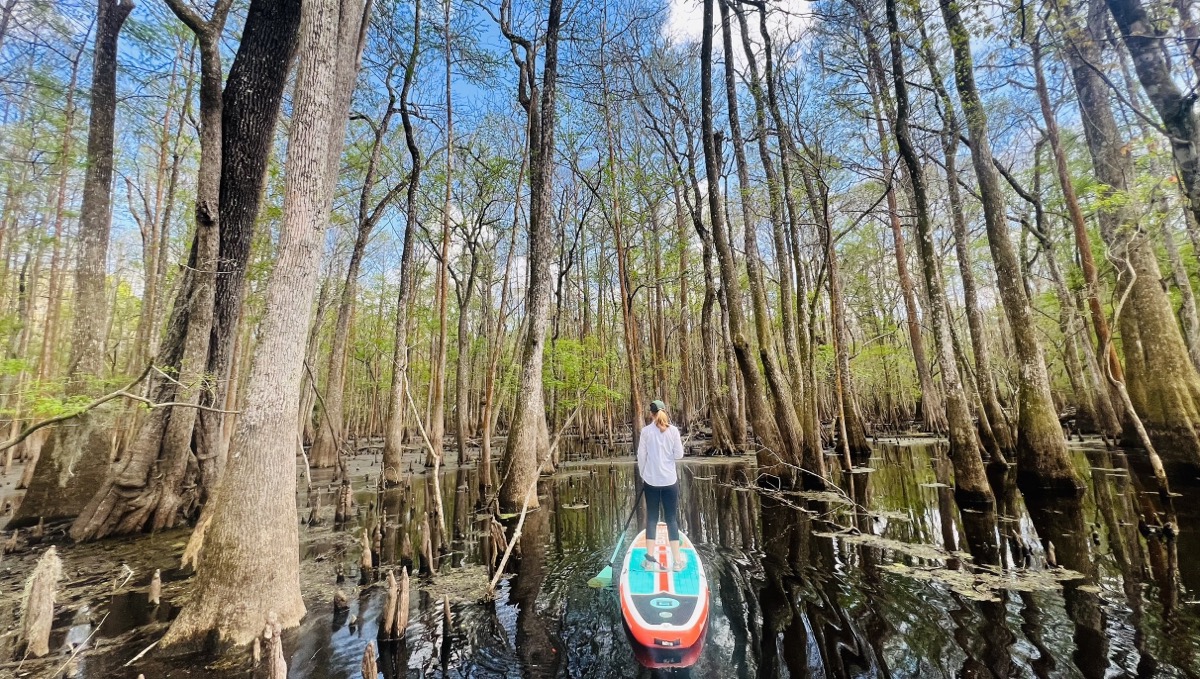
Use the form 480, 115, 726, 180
644, 482, 680, 542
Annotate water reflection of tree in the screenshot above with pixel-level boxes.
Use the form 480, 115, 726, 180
506, 504, 564, 678
1024, 493, 1108, 679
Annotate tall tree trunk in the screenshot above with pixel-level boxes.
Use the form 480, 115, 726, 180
37, 37, 89, 382
300, 264, 335, 444
478, 140, 523, 498
726, 0, 820, 484
848, 0, 945, 435
1029, 31, 1124, 438
912, 14, 1014, 459
1058, 0, 1200, 467
193, 0, 308, 489
66, 0, 245, 539
497, 0, 564, 513
673, 184, 694, 431
12, 0, 133, 528
163, 0, 367, 647
938, 0, 1080, 493
454, 248, 480, 467
309, 94, 402, 469
382, 0, 422, 487
700, 0, 784, 472
68, 0, 132, 385
886, 0, 992, 506
598, 31, 646, 449
427, 0, 453, 469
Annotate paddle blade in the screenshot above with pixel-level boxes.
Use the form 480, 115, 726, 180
587, 565, 613, 589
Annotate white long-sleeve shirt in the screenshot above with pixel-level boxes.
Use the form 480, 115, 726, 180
637, 423, 685, 486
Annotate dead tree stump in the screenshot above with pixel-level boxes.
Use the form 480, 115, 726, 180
360, 527, 373, 581
396, 566, 410, 635
148, 568, 161, 606
335, 480, 353, 526
381, 571, 398, 638
264, 612, 286, 679
361, 641, 378, 678
21, 546, 63, 658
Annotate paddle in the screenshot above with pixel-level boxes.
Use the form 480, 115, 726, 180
587, 484, 645, 589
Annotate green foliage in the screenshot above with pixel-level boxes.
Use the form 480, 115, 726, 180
545, 337, 623, 416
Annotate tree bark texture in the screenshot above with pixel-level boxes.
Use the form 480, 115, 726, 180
886, 0, 992, 506
498, 0, 564, 513
939, 0, 1080, 492
1061, 0, 1200, 467
194, 0, 306, 487
163, 0, 366, 646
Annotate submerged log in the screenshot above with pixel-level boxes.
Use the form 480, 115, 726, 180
20, 545, 63, 658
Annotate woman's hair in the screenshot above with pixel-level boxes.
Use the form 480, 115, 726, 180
654, 409, 670, 432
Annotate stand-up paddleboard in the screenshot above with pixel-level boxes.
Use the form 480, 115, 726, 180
618, 522, 709, 665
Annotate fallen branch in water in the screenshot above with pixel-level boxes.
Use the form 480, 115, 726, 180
485, 397, 587, 598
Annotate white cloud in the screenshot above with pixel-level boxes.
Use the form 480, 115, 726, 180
661, 0, 812, 51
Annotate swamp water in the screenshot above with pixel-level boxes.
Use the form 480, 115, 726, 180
2, 440, 1198, 678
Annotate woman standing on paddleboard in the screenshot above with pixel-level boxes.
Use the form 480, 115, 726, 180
637, 399, 687, 571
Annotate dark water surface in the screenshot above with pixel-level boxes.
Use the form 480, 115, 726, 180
40, 441, 1200, 677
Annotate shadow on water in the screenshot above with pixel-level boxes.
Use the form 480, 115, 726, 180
28, 440, 1200, 678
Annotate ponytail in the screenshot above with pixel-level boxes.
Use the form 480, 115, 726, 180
654, 410, 670, 432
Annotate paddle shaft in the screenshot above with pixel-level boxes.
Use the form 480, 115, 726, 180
606, 483, 645, 567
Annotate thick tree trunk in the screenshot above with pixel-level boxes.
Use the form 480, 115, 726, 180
69, 0, 132, 386
13, 0, 132, 527
1059, 0, 1200, 467
939, 0, 1080, 493
497, 0, 564, 513
163, 0, 366, 647
193, 0, 306, 490
69, 0, 297, 540
886, 0, 992, 506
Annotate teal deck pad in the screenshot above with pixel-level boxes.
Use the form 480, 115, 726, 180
627, 547, 702, 597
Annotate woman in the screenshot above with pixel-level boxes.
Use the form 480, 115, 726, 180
636, 399, 686, 571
